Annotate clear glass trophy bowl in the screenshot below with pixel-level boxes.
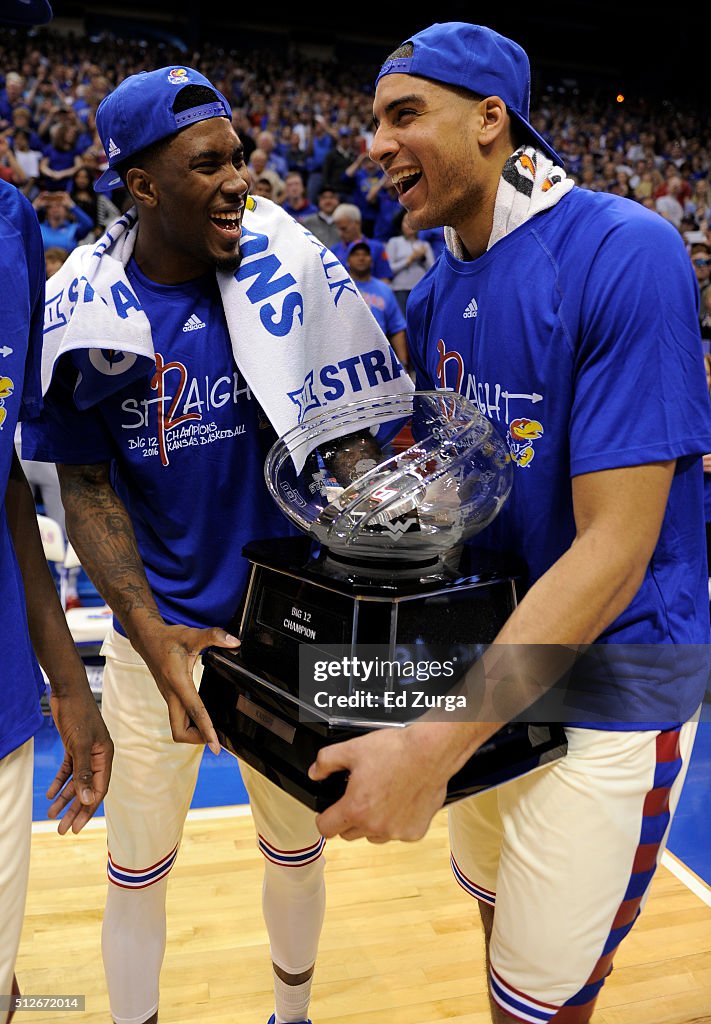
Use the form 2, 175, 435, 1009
265, 391, 513, 569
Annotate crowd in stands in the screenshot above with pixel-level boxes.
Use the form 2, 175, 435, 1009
1, 27, 711, 348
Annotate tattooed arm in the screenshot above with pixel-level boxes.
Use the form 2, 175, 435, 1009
6, 451, 112, 832
57, 462, 238, 752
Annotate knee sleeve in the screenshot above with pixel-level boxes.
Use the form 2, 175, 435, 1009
262, 855, 326, 975
101, 877, 168, 1024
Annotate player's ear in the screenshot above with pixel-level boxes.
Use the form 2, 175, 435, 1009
477, 96, 507, 149
126, 167, 158, 208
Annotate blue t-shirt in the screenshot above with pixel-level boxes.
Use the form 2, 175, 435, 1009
372, 189, 404, 243
332, 236, 392, 281
281, 200, 318, 223
23, 260, 295, 633
0, 181, 46, 760
354, 277, 406, 338
349, 167, 383, 222
39, 204, 94, 252
407, 187, 711, 726
305, 133, 333, 173
38, 143, 82, 192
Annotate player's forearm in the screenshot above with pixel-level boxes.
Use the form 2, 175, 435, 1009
5, 452, 90, 695
499, 521, 654, 649
469, 461, 675, 722
412, 497, 662, 763
465, 524, 651, 726
57, 462, 164, 649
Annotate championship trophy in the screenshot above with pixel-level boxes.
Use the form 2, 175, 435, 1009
199, 391, 567, 811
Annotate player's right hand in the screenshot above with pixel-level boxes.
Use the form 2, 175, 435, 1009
138, 624, 239, 754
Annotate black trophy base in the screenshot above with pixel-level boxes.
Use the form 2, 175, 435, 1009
199, 650, 568, 813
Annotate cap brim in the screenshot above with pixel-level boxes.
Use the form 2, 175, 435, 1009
509, 110, 564, 167
1, 0, 53, 26
93, 168, 123, 193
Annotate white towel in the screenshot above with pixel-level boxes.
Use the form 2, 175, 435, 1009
42, 196, 413, 461
445, 146, 573, 258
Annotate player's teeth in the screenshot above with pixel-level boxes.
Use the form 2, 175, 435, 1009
392, 169, 418, 183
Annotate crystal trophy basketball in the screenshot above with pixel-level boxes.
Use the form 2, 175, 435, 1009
199, 391, 567, 810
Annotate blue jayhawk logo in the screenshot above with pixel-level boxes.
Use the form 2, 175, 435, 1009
287, 370, 322, 423
506, 417, 544, 467
0, 376, 14, 429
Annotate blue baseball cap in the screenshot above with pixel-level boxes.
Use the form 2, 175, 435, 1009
375, 22, 563, 166
346, 239, 372, 257
0, 0, 53, 25
94, 66, 232, 193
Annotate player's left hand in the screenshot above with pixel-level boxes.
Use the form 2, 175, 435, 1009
309, 723, 462, 843
47, 687, 113, 835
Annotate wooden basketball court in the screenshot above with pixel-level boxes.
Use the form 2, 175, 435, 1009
16, 807, 711, 1024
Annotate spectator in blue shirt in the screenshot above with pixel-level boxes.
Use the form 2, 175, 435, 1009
332, 202, 392, 280
343, 152, 385, 236
256, 129, 289, 179
304, 116, 334, 202
0, 71, 26, 129
37, 118, 84, 193
346, 239, 408, 369
280, 171, 317, 222
32, 190, 94, 252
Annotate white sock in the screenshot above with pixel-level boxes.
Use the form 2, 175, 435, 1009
101, 878, 167, 1023
273, 973, 312, 1024
262, 854, 323, 1024
262, 857, 325, 973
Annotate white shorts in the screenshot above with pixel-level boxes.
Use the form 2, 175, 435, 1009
448, 718, 698, 1022
100, 628, 324, 888
0, 738, 33, 1023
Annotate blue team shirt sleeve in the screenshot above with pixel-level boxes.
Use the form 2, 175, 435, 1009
568, 212, 711, 475
21, 359, 114, 464
0, 187, 46, 424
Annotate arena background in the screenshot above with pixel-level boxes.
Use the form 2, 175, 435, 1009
27, 1, 710, 105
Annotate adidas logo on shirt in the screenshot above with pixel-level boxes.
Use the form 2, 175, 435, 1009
107, 138, 121, 159
463, 298, 478, 319
182, 314, 206, 332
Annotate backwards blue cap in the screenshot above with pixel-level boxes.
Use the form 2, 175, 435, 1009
93, 66, 232, 193
375, 22, 563, 166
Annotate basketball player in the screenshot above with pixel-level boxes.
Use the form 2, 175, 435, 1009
0, 4, 112, 1021
310, 21, 711, 1023
21, 65, 407, 1024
